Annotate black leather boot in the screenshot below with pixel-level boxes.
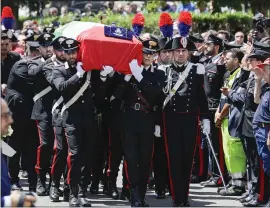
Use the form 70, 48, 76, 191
78, 185, 91, 207
63, 183, 70, 202
90, 180, 99, 195
130, 187, 141, 207
36, 175, 47, 196
69, 184, 80, 207
106, 181, 119, 200
139, 185, 149, 207
120, 186, 130, 201
49, 181, 60, 202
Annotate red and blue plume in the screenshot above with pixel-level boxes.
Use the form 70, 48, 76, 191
1, 6, 14, 30
132, 13, 145, 37
178, 11, 192, 37
159, 12, 173, 39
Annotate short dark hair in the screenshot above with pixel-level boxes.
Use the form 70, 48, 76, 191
218, 30, 230, 41
227, 48, 245, 62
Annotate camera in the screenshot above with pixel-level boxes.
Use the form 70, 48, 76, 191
253, 13, 270, 33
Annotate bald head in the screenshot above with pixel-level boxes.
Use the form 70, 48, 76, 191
1, 98, 13, 136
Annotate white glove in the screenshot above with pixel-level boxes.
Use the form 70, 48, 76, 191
124, 74, 132, 82
1, 84, 7, 96
76, 62, 85, 78
129, 59, 143, 82
101, 66, 114, 77
110, 95, 115, 102
154, 125, 161, 137
202, 119, 211, 136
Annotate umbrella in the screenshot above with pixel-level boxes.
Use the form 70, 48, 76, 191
54, 21, 103, 39
77, 25, 143, 74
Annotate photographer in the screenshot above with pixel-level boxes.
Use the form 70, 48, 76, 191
1, 98, 36, 207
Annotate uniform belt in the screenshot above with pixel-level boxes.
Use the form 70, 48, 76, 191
33, 86, 52, 102
256, 123, 270, 128
129, 103, 151, 112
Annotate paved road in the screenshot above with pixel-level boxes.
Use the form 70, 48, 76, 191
19, 170, 242, 207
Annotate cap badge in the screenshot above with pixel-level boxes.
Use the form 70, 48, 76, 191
181, 37, 187, 48
66, 39, 74, 48
149, 40, 157, 49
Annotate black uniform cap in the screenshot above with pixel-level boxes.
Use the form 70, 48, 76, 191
253, 41, 270, 52
24, 29, 37, 42
43, 27, 55, 34
51, 36, 67, 51
223, 41, 242, 50
247, 49, 270, 61
27, 41, 40, 50
157, 37, 173, 51
142, 39, 159, 54
189, 33, 204, 43
61, 38, 80, 54
1, 29, 13, 40
36, 33, 55, 47
11, 33, 18, 42
171, 37, 197, 51
205, 34, 223, 45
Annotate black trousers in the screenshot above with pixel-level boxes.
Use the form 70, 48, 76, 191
51, 126, 68, 182
8, 119, 39, 186
192, 122, 209, 180
122, 110, 154, 188
35, 119, 54, 177
241, 136, 260, 194
164, 112, 197, 204
153, 135, 168, 192
91, 113, 107, 185
64, 121, 96, 186
106, 111, 124, 183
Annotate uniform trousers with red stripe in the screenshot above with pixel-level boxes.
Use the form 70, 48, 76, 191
35, 119, 54, 178
163, 112, 197, 204
106, 111, 124, 184
122, 110, 154, 196
191, 123, 209, 181
51, 126, 68, 183
64, 122, 96, 186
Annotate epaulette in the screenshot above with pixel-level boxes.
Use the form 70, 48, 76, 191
195, 63, 205, 74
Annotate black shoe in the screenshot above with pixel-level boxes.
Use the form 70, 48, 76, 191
21, 171, 28, 178
69, 184, 80, 207
219, 185, 245, 196
36, 177, 47, 196
58, 188, 63, 196
106, 182, 119, 200
90, 182, 99, 195
264, 199, 270, 207
239, 191, 250, 202
11, 182, 23, 191
156, 190, 166, 199
148, 177, 155, 190
190, 175, 202, 184
130, 187, 141, 207
78, 185, 92, 207
200, 177, 218, 187
49, 181, 60, 202
241, 194, 257, 203
63, 184, 70, 202
120, 187, 130, 201
141, 199, 149, 207
183, 201, 190, 207
29, 185, 36, 192
217, 182, 232, 193
173, 202, 184, 207
243, 199, 260, 207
